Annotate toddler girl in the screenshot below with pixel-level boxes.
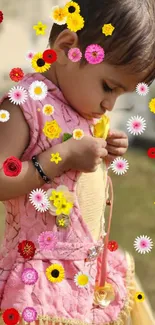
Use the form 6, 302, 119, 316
0, 0, 155, 324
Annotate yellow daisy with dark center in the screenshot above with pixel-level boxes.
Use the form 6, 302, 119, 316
64, 1, 80, 15
31, 52, 51, 73
46, 263, 65, 283
134, 291, 145, 302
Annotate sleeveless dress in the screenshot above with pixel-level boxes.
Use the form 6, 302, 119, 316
0, 73, 153, 325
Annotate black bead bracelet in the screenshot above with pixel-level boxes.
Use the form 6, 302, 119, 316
32, 156, 51, 184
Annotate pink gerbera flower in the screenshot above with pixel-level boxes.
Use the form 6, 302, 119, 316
134, 235, 153, 254
127, 115, 146, 135
136, 83, 149, 96
68, 48, 82, 62
110, 157, 129, 175
8, 86, 28, 105
38, 231, 57, 250
29, 188, 50, 212
22, 307, 37, 323
84, 44, 105, 64
21, 268, 38, 285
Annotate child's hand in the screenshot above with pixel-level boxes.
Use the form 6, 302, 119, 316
105, 130, 129, 166
65, 136, 108, 173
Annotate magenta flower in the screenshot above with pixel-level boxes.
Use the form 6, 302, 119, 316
38, 231, 57, 251
85, 44, 105, 64
22, 307, 37, 322
21, 268, 38, 285
68, 48, 82, 62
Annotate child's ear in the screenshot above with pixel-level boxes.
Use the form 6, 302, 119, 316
53, 29, 79, 65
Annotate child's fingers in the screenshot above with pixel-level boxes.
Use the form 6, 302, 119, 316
106, 138, 128, 148
106, 145, 126, 156
107, 130, 127, 139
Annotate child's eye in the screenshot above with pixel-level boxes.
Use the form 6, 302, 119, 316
102, 82, 113, 93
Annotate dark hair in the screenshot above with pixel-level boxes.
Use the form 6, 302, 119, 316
49, 0, 155, 85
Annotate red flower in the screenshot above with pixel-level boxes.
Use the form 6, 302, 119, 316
3, 156, 22, 177
18, 240, 36, 259
43, 49, 57, 63
108, 240, 118, 252
2, 308, 20, 325
9, 68, 24, 82
147, 147, 155, 159
0, 11, 3, 23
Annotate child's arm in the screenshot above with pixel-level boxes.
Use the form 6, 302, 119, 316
0, 100, 70, 201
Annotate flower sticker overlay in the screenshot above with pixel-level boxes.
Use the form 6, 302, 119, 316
31, 53, 51, 73
3, 156, 22, 177
50, 152, 62, 164
64, 1, 80, 15
18, 240, 36, 259
33, 21, 47, 35
9, 68, 24, 82
108, 240, 118, 252
136, 83, 149, 96
38, 231, 57, 251
134, 235, 153, 254
26, 50, 35, 61
29, 188, 50, 213
74, 272, 91, 288
29, 80, 48, 101
67, 13, 84, 32
8, 86, 28, 105
46, 263, 65, 283
21, 268, 38, 285
149, 98, 155, 114
50, 6, 67, 25
43, 49, 57, 64
85, 44, 105, 65
0, 110, 10, 123
2, 308, 20, 325
110, 157, 129, 175
22, 307, 37, 323
68, 48, 82, 62
134, 292, 145, 302
147, 147, 155, 159
43, 120, 62, 139
0, 11, 3, 23
43, 104, 55, 116
126, 116, 146, 135
73, 129, 84, 140
102, 23, 115, 36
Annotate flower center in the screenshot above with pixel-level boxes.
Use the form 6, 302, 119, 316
1, 113, 6, 119
68, 6, 76, 13
92, 51, 97, 57
34, 87, 42, 95
9, 163, 16, 171
47, 237, 51, 241
51, 269, 59, 278
37, 58, 45, 67
138, 294, 142, 299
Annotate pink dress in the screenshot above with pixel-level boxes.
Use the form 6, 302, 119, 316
0, 73, 135, 325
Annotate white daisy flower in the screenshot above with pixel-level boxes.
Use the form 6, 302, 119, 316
28, 81, 48, 101
25, 50, 35, 61
50, 6, 67, 25
134, 235, 153, 254
73, 129, 84, 140
0, 110, 10, 122
74, 272, 91, 288
136, 83, 149, 96
127, 115, 146, 135
29, 189, 50, 212
8, 86, 28, 105
110, 157, 129, 175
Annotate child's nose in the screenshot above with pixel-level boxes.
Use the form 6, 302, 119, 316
101, 95, 118, 112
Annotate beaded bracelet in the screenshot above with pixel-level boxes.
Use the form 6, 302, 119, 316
32, 156, 51, 184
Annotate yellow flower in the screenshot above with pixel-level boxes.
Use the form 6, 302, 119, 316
50, 152, 62, 164
64, 1, 80, 15
43, 120, 62, 139
102, 23, 115, 36
73, 128, 84, 140
58, 219, 65, 227
46, 264, 65, 283
50, 6, 67, 25
43, 104, 55, 116
149, 98, 155, 113
92, 115, 110, 139
94, 283, 115, 308
67, 13, 84, 32
54, 197, 73, 216
49, 190, 64, 202
31, 52, 51, 73
134, 292, 145, 302
33, 21, 47, 35
74, 272, 90, 288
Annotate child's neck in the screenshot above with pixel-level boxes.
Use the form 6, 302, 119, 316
42, 66, 60, 89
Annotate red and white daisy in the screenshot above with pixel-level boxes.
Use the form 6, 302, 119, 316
8, 86, 28, 105
29, 188, 50, 212
21, 268, 38, 285
127, 115, 146, 135
136, 82, 149, 96
25, 50, 35, 61
68, 48, 82, 62
110, 157, 129, 175
85, 44, 105, 64
38, 231, 57, 250
134, 235, 153, 254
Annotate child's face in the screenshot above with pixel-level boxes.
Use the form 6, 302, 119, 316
48, 30, 149, 120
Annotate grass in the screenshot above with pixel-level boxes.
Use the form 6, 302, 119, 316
0, 148, 154, 310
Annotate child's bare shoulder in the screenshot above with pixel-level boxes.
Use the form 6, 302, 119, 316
0, 99, 30, 161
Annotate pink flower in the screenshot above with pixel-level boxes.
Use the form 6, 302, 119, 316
68, 48, 82, 62
26, 51, 35, 61
22, 307, 37, 322
38, 231, 57, 250
85, 44, 105, 64
21, 268, 38, 285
